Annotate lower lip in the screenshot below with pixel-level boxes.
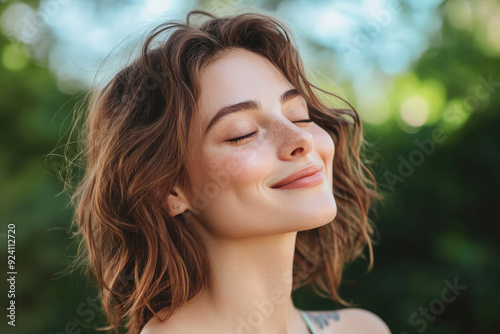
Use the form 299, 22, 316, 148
273, 171, 324, 190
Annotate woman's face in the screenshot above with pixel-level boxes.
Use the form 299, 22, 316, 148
181, 48, 337, 238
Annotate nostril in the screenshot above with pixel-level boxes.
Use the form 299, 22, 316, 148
291, 147, 304, 155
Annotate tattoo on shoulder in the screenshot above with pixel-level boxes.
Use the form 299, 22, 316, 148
309, 311, 340, 329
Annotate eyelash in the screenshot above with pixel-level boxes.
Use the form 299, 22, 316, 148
228, 119, 313, 144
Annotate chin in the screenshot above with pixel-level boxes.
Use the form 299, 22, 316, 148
319, 206, 337, 227
294, 203, 337, 232
315, 198, 338, 227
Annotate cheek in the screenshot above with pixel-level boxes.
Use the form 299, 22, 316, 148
190, 146, 269, 194
312, 126, 335, 186
186, 146, 271, 237
313, 126, 335, 162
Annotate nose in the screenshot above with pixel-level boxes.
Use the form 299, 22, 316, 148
274, 118, 313, 160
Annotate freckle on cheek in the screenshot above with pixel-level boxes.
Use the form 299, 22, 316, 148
225, 159, 242, 175
205, 159, 233, 183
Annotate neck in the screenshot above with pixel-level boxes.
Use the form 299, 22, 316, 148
178, 230, 307, 334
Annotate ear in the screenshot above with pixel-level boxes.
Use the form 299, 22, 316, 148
165, 185, 190, 217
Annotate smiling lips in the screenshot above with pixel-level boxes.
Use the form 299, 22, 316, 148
271, 164, 324, 190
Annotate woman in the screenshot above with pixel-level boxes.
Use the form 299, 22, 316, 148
69, 9, 390, 334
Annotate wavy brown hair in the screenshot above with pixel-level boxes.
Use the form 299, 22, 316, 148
67, 9, 382, 334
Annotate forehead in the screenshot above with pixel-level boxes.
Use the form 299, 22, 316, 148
195, 48, 293, 128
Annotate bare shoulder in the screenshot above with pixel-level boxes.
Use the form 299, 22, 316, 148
140, 319, 167, 334
337, 308, 391, 333
140, 319, 177, 334
304, 308, 391, 334
140, 309, 179, 334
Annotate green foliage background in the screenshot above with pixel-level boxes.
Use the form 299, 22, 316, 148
1, 0, 498, 333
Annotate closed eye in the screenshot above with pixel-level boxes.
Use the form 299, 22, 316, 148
228, 131, 258, 144
227, 119, 313, 144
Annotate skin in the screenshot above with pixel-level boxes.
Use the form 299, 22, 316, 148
178, 48, 337, 238
143, 48, 390, 334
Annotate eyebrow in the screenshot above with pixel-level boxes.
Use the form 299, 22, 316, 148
204, 88, 301, 135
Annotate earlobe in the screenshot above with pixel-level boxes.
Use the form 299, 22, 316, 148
169, 203, 181, 215
165, 186, 189, 217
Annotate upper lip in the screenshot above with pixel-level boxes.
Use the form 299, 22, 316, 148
270, 164, 323, 188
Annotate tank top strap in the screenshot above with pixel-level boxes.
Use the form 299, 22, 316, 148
298, 309, 319, 334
